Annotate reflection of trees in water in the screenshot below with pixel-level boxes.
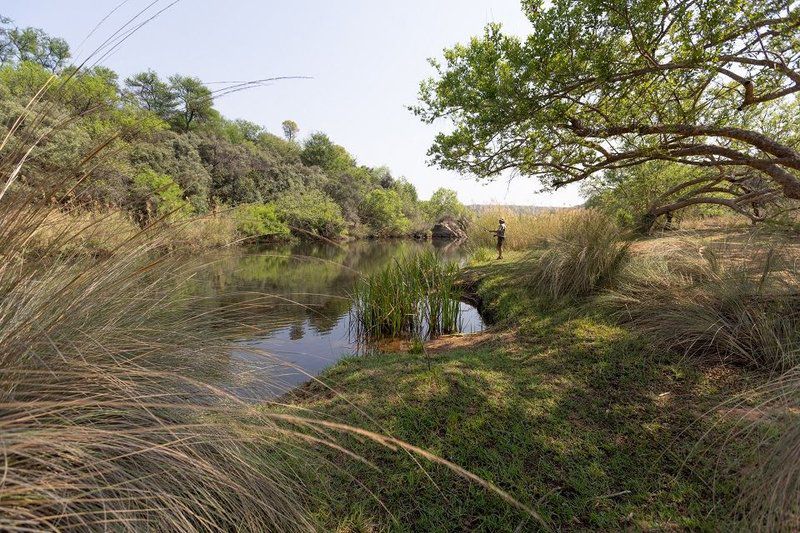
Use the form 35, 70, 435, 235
184, 240, 469, 340
289, 323, 305, 340
306, 297, 349, 335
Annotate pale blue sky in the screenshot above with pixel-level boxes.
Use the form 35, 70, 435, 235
5, 0, 583, 206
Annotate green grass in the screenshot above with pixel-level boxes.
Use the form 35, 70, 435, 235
351, 251, 461, 342
286, 257, 762, 531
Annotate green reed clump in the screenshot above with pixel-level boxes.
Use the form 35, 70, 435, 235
351, 251, 462, 342
525, 209, 631, 300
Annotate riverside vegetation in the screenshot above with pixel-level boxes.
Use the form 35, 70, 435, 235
0, 16, 469, 254
0, 11, 516, 533
350, 251, 462, 343
291, 209, 800, 530
5, 0, 800, 531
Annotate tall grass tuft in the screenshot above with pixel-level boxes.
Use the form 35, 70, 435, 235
734, 370, 800, 531
0, 201, 326, 530
0, 37, 317, 528
351, 251, 462, 342
525, 209, 631, 300
603, 240, 800, 371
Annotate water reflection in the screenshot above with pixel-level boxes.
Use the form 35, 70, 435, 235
190, 240, 483, 398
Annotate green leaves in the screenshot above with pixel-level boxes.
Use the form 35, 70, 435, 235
361, 188, 411, 236
233, 203, 290, 239
416, 0, 800, 213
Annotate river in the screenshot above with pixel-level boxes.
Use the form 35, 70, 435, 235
189, 239, 484, 398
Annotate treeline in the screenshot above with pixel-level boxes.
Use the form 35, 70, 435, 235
0, 16, 466, 241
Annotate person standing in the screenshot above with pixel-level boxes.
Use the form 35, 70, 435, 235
490, 218, 506, 259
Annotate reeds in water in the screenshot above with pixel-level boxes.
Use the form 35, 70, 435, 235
350, 251, 462, 342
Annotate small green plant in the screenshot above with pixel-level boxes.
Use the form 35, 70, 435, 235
469, 247, 492, 264
408, 337, 425, 355
351, 251, 462, 343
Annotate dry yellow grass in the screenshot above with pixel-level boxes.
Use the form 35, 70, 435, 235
28, 208, 139, 257
469, 207, 584, 251
25, 208, 240, 257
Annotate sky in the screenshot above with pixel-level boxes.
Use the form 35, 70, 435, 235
5, 0, 583, 206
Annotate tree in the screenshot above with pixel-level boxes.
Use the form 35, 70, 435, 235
168, 75, 215, 132
425, 187, 466, 222
281, 120, 299, 142
415, 0, 800, 223
125, 70, 176, 120
300, 132, 356, 173
583, 161, 774, 229
0, 17, 70, 72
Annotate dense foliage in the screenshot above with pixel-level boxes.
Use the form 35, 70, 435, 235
0, 16, 466, 241
416, 0, 800, 227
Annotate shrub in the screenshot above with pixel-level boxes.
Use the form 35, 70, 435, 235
424, 187, 468, 223
360, 188, 411, 236
275, 189, 347, 239
233, 203, 290, 240
526, 209, 630, 300
132, 169, 193, 221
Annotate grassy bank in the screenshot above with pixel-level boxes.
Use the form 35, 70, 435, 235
286, 249, 765, 530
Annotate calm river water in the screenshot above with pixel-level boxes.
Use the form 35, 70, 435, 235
190, 239, 483, 398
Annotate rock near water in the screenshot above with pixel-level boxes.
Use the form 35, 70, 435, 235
431, 217, 467, 240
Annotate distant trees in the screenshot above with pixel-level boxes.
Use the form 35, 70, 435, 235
416, 0, 800, 225
124, 70, 176, 118
425, 188, 467, 222
168, 75, 216, 132
300, 132, 355, 173
0, 18, 468, 240
122, 72, 216, 132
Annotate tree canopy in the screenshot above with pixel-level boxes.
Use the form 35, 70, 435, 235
0, 16, 70, 72
415, 0, 800, 222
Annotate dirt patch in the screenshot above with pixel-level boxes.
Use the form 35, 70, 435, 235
374, 330, 497, 354
424, 331, 495, 353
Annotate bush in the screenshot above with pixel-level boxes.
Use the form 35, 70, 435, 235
275, 189, 347, 239
360, 188, 410, 236
525, 209, 630, 300
233, 203, 290, 240
131, 169, 193, 221
424, 187, 468, 223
